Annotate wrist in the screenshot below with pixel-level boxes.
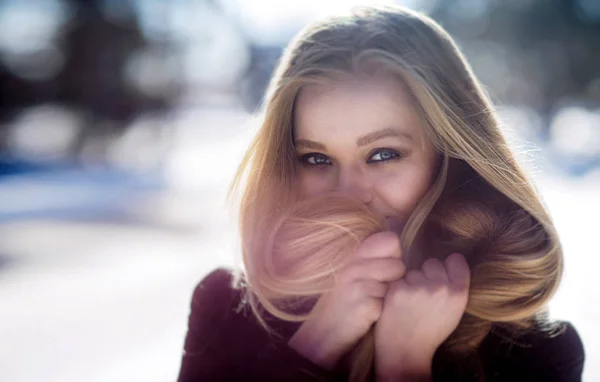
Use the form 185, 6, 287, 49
288, 322, 339, 370
376, 351, 433, 382
377, 375, 432, 382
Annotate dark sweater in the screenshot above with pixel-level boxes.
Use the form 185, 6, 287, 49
177, 268, 585, 382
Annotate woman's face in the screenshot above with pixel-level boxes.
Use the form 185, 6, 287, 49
293, 74, 438, 236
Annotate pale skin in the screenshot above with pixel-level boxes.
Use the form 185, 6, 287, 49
287, 74, 471, 380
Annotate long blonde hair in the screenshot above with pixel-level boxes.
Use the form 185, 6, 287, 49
229, 5, 562, 381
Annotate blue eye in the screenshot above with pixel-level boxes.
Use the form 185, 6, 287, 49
299, 149, 401, 168
301, 153, 332, 166
368, 149, 401, 163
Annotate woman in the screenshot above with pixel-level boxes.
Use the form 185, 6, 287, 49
178, 5, 585, 381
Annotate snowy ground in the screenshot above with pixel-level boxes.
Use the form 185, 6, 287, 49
0, 106, 598, 382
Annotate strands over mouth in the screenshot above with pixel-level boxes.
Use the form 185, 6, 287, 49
253, 193, 388, 305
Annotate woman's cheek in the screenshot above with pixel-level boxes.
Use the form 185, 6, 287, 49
298, 170, 334, 197
377, 169, 430, 212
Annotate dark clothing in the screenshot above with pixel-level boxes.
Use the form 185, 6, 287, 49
177, 268, 585, 382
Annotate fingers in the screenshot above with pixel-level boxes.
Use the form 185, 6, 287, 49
406, 255, 469, 288
353, 279, 388, 299
445, 253, 471, 290
343, 257, 405, 284
355, 231, 402, 260
404, 269, 426, 285
421, 258, 449, 282
404, 258, 447, 286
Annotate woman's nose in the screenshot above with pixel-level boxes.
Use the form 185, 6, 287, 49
336, 165, 373, 204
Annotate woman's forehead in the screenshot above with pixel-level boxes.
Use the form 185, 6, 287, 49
293, 74, 425, 141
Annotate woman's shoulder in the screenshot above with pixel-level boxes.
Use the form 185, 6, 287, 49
181, 268, 342, 381
482, 320, 584, 358
189, 267, 249, 319
182, 267, 259, 360
192, 267, 239, 300
479, 321, 585, 381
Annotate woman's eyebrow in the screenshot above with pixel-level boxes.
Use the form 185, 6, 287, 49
294, 139, 327, 150
356, 127, 413, 147
294, 127, 413, 151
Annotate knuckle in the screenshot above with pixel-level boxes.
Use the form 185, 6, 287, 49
422, 258, 441, 270
381, 256, 403, 269
380, 234, 402, 258
358, 231, 401, 258
339, 264, 359, 283
430, 279, 446, 290
392, 258, 406, 273
361, 298, 383, 321
387, 283, 400, 297
378, 231, 401, 249
387, 280, 406, 297
426, 281, 448, 299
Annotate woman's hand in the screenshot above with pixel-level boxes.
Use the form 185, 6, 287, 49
374, 253, 471, 381
288, 231, 405, 370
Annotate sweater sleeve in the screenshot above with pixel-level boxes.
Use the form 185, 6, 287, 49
480, 321, 585, 382
531, 322, 585, 382
177, 268, 339, 382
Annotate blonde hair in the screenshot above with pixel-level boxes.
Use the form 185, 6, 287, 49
229, 5, 562, 381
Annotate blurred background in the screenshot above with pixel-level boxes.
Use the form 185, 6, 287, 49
0, 0, 598, 381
